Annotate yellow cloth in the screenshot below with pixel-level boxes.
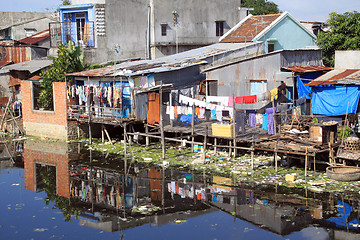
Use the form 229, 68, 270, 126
270, 88, 278, 101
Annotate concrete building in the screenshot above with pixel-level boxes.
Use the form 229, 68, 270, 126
0, 12, 58, 40
51, 0, 251, 65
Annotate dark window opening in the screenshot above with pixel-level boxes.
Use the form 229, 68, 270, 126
32, 82, 54, 111
268, 43, 275, 53
216, 21, 224, 37
161, 24, 167, 36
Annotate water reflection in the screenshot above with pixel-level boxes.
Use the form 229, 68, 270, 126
19, 140, 360, 238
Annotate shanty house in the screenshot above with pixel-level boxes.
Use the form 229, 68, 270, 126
306, 51, 360, 116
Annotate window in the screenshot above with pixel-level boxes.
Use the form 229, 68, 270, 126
75, 13, 86, 45
268, 43, 275, 53
250, 80, 267, 96
216, 21, 224, 37
32, 82, 54, 111
161, 24, 167, 36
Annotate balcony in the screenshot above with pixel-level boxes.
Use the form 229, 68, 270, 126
49, 21, 95, 48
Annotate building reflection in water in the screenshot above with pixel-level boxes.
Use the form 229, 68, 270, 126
21, 141, 360, 236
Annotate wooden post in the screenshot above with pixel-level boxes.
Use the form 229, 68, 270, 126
145, 124, 149, 146
251, 137, 254, 170
202, 126, 208, 163
275, 139, 278, 172
228, 140, 232, 157
214, 138, 217, 153
313, 153, 316, 174
232, 95, 236, 157
305, 147, 308, 177
101, 124, 105, 143
104, 126, 113, 145
272, 99, 277, 135
191, 103, 195, 152
88, 101, 92, 145
160, 83, 165, 159
123, 123, 127, 155
77, 124, 80, 139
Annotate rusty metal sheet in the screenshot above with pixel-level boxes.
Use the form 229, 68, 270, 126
147, 92, 159, 125
281, 65, 332, 73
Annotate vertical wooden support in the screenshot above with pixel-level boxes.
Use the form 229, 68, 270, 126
88, 76, 92, 145
228, 140, 232, 157
305, 147, 308, 178
232, 95, 236, 157
191, 103, 195, 152
88, 102, 92, 145
123, 123, 127, 155
160, 83, 165, 159
145, 124, 149, 146
275, 139, 278, 172
251, 139, 254, 170
202, 126, 208, 163
313, 153, 316, 174
214, 138, 217, 153
272, 99, 277, 135
77, 124, 80, 139
101, 124, 105, 143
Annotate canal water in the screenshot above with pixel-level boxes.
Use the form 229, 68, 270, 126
0, 140, 359, 239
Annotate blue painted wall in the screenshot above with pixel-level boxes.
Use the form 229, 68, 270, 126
256, 16, 316, 54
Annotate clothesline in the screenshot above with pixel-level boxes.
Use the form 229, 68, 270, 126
205, 82, 287, 106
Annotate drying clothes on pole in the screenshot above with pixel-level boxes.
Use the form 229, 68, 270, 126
266, 108, 276, 135
206, 96, 229, 106
270, 88, 278, 101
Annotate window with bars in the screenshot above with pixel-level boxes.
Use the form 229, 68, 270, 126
216, 21, 224, 36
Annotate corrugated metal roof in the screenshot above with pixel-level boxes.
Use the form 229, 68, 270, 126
306, 69, 360, 86
219, 14, 282, 43
281, 65, 332, 73
18, 30, 50, 45
3, 59, 52, 74
66, 42, 254, 77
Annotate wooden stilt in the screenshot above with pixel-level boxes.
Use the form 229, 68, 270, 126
191, 103, 195, 152
251, 139, 254, 170
101, 124, 105, 143
228, 140, 232, 157
214, 138, 217, 153
145, 124, 149, 146
104, 126, 113, 145
232, 95, 236, 157
313, 153, 316, 174
160, 83, 165, 159
275, 139, 278, 172
305, 147, 308, 177
202, 126, 208, 163
77, 124, 80, 139
123, 123, 127, 155
272, 99, 277, 135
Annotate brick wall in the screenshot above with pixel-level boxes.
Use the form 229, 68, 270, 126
24, 141, 70, 198
21, 81, 69, 139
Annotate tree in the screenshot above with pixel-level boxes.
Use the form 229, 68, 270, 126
241, 0, 280, 15
61, 0, 71, 5
317, 11, 360, 67
39, 41, 84, 109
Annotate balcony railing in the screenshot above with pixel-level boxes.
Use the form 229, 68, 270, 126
49, 21, 95, 48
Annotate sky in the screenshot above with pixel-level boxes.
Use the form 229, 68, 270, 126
0, 0, 359, 22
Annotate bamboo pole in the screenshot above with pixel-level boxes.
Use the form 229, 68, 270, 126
232, 95, 236, 157
101, 124, 105, 143
191, 103, 195, 152
272, 99, 277, 135
160, 83, 165, 159
104, 126, 113, 145
145, 124, 149, 146
275, 138, 278, 172
88, 77, 92, 145
202, 126, 208, 163
305, 147, 308, 177
123, 122, 127, 155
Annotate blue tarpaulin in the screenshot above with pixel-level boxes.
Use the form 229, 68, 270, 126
297, 76, 312, 99
312, 85, 360, 115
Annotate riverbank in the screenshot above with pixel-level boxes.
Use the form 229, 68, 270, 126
71, 138, 360, 195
